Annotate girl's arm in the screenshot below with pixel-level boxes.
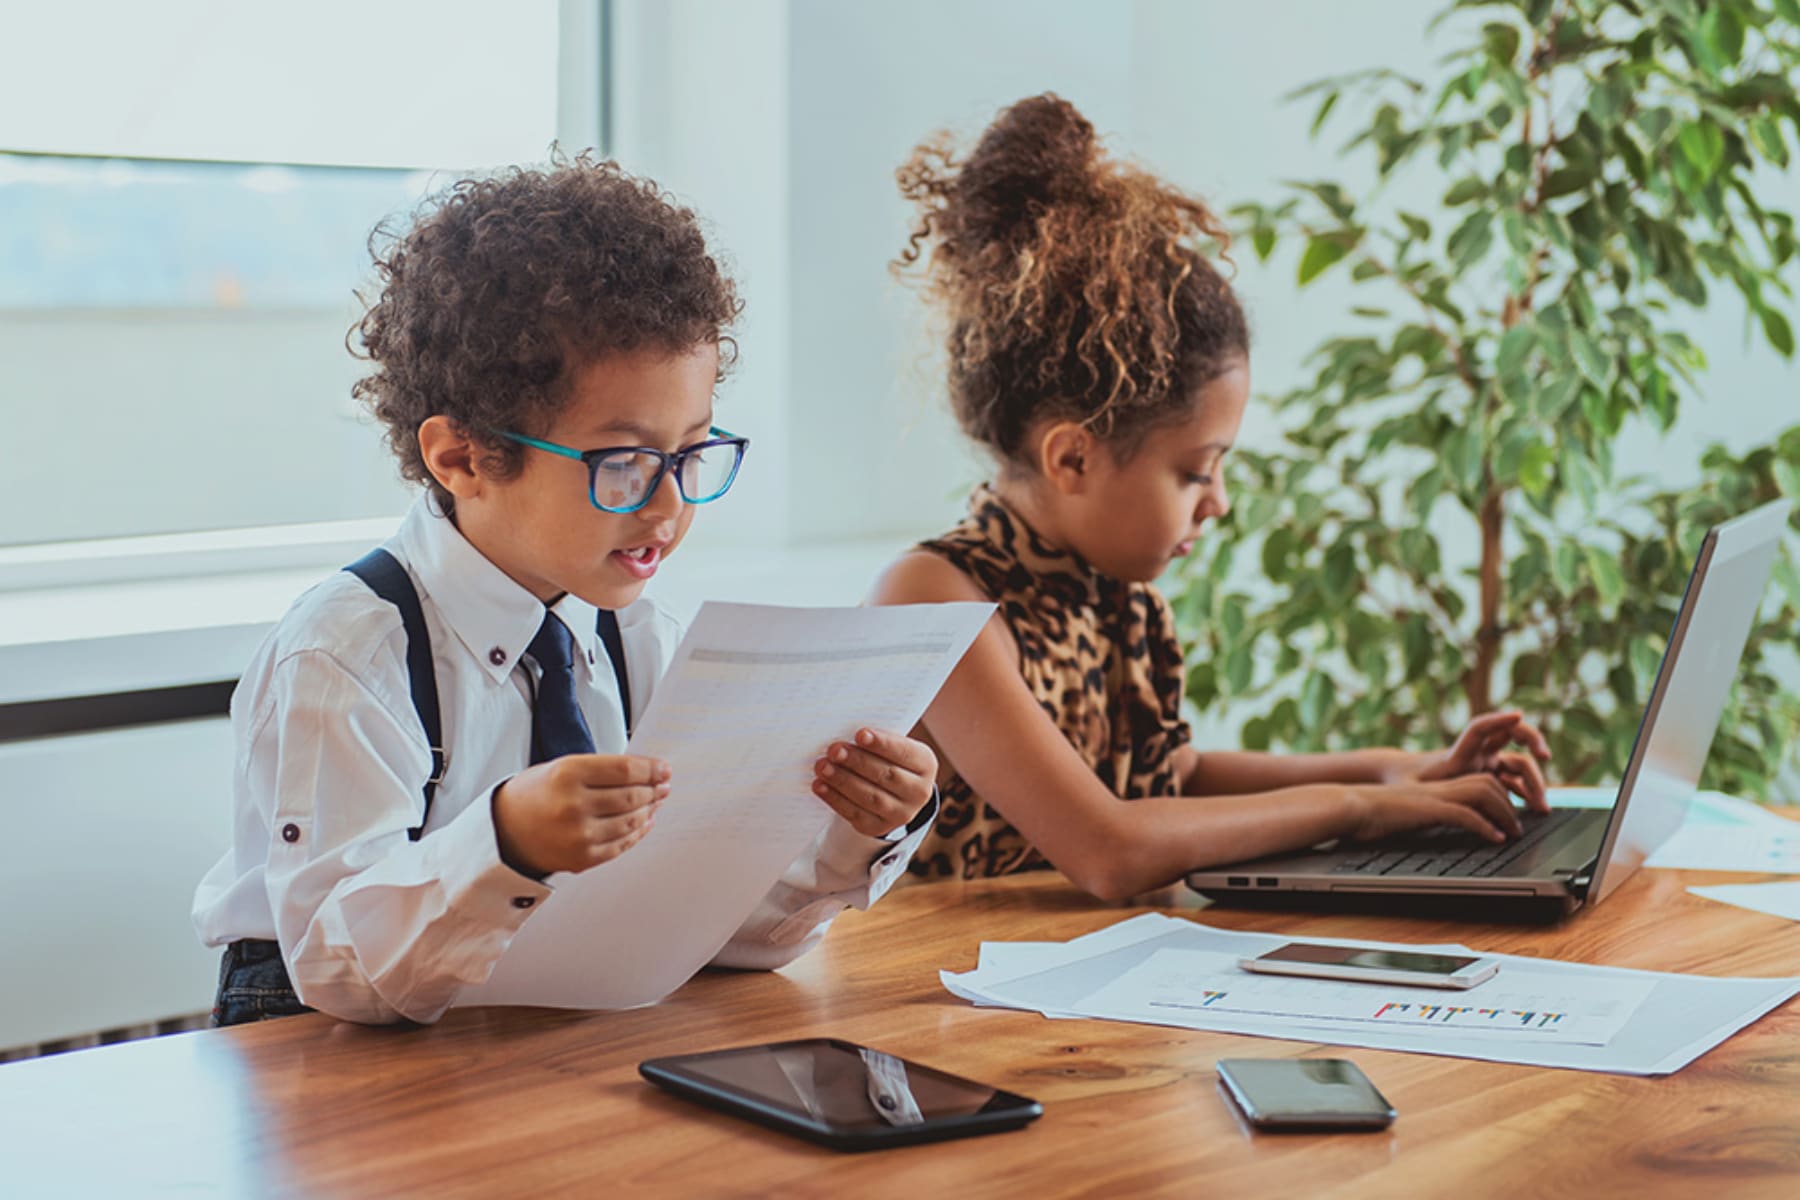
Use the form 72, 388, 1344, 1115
1175, 713, 1551, 806
871, 553, 1521, 901
1174, 746, 1416, 796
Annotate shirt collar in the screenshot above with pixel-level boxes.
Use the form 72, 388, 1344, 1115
393, 498, 601, 684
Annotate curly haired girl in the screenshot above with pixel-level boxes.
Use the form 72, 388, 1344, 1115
872, 95, 1551, 898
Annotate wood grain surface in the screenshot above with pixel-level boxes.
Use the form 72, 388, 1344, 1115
6, 843, 1800, 1199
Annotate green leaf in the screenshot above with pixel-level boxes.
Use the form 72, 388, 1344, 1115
1518, 441, 1555, 499
1569, 332, 1612, 386
1225, 643, 1254, 693
1298, 237, 1350, 284
1443, 177, 1486, 206
1252, 226, 1276, 261
1563, 448, 1601, 513
1446, 211, 1494, 271
1540, 165, 1592, 200
1243, 715, 1271, 752
1310, 90, 1340, 138
1324, 542, 1357, 601
1761, 308, 1795, 358
1551, 540, 1581, 594
1299, 670, 1334, 731
1496, 325, 1534, 382
1774, 553, 1800, 609
1630, 637, 1665, 695
1677, 122, 1725, 175
1408, 466, 1446, 524
1402, 616, 1431, 677
1261, 527, 1295, 581
1482, 22, 1522, 67
1583, 545, 1625, 609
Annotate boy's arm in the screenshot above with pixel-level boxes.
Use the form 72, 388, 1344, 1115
253, 648, 549, 1024
707, 794, 938, 970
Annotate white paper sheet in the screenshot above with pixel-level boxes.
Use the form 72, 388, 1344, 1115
1690, 881, 1800, 921
1648, 824, 1800, 872
1077, 947, 1650, 1045
459, 600, 991, 1009
942, 915, 1800, 1075
1546, 786, 1800, 872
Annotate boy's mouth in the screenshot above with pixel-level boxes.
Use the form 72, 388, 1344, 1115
610, 543, 665, 580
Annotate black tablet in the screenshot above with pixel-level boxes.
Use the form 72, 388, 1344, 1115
639, 1037, 1043, 1152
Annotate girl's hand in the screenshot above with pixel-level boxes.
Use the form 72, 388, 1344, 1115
813, 728, 938, 838
1396, 710, 1553, 812
1348, 776, 1523, 844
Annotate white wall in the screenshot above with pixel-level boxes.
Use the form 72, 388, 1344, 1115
0, 720, 230, 1047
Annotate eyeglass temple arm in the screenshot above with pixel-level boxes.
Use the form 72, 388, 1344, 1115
501, 431, 586, 462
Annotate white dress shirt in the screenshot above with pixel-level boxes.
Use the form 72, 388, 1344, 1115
193, 499, 933, 1025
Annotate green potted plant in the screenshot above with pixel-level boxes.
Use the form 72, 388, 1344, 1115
1175, 0, 1800, 797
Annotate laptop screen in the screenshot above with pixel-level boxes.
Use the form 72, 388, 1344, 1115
1586, 500, 1791, 904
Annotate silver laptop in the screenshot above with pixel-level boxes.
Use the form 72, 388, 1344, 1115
1187, 499, 1792, 920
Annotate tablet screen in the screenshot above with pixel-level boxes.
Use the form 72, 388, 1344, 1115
665, 1039, 1007, 1131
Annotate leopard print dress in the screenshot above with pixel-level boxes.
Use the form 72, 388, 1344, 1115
907, 484, 1193, 881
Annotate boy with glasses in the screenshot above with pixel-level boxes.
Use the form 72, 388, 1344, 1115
194, 160, 939, 1026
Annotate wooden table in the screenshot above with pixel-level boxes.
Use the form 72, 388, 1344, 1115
6, 858, 1800, 1198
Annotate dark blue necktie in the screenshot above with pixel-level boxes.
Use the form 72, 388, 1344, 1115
527, 612, 596, 764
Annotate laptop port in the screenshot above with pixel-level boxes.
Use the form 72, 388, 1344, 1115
1226, 876, 1250, 887
1256, 877, 1278, 887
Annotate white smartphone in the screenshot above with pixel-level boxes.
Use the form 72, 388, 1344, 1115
1239, 942, 1499, 989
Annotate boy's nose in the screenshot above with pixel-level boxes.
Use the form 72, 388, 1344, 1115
642, 468, 684, 520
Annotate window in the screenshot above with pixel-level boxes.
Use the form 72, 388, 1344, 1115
0, 0, 599, 552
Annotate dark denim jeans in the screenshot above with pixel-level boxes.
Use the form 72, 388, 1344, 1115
213, 940, 314, 1027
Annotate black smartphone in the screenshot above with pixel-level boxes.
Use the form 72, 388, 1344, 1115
1215, 1058, 1396, 1132
639, 1038, 1043, 1152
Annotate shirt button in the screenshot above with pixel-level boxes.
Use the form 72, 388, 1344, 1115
878, 853, 900, 868
512, 896, 536, 910
489, 647, 507, 666
281, 823, 301, 844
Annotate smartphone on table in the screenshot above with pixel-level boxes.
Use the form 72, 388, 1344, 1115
1240, 942, 1499, 989
1216, 1058, 1396, 1132
639, 1037, 1043, 1152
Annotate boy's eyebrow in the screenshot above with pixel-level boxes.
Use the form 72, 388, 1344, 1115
587, 416, 716, 443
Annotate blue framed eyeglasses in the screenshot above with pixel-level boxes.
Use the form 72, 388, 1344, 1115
496, 426, 749, 514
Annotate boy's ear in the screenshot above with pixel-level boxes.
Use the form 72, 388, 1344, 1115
1038, 421, 1094, 496
417, 416, 485, 501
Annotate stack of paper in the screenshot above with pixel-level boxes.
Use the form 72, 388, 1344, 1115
943, 914, 1800, 1076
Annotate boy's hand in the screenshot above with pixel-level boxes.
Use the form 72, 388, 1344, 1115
492, 754, 670, 877
1394, 710, 1553, 812
813, 728, 937, 838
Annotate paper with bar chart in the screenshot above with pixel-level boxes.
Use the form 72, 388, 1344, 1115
1075, 948, 1651, 1045
941, 913, 1800, 1075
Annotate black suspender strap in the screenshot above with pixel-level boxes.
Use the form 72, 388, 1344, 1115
595, 608, 633, 736
343, 547, 636, 836
343, 549, 445, 841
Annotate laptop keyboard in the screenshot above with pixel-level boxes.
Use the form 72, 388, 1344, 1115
1330, 808, 1589, 878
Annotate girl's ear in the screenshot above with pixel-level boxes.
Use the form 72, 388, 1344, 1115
1038, 421, 1094, 496
418, 416, 485, 502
